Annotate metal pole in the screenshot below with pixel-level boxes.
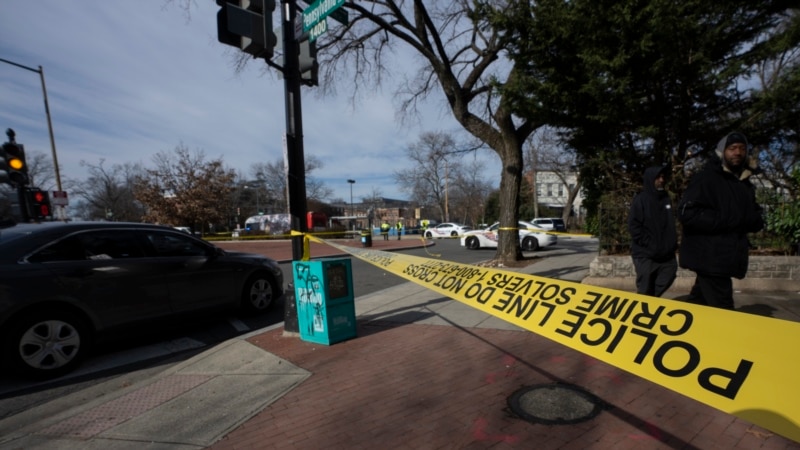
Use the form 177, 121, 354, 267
0, 58, 64, 218
281, 0, 307, 335
281, 0, 307, 257
37, 66, 62, 192
0, 59, 61, 188
347, 178, 355, 229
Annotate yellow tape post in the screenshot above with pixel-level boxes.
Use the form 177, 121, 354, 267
308, 234, 800, 442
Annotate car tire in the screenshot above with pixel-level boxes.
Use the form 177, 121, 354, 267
522, 236, 539, 252
241, 272, 278, 315
3, 309, 90, 379
465, 236, 480, 250
450, 231, 458, 237
425, 231, 433, 238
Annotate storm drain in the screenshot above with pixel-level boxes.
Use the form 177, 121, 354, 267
507, 383, 607, 425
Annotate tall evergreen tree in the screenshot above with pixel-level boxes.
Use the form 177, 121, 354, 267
491, 0, 797, 212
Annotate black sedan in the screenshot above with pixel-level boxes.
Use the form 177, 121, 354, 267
0, 221, 284, 379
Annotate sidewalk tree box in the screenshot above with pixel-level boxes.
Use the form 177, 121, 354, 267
292, 258, 356, 345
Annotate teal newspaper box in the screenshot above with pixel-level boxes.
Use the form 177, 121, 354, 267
292, 258, 356, 345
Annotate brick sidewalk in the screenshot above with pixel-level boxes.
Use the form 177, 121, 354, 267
208, 321, 796, 449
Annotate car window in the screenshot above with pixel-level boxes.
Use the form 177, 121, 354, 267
145, 231, 209, 257
28, 230, 147, 262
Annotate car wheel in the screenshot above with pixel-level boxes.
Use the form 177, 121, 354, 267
3, 310, 90, 379
522, 236, 539, 252
450, 231, 458, 237
466, 236, 480, 250
425, 231, 433, 238
241, 272, 278, 315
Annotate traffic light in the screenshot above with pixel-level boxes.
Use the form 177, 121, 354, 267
25, 188, 51, 221
1, 129, 28, 187
298, 38, 319, 86
216, 0, 277, 60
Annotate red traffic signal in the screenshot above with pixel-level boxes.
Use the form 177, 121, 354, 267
25, 188, 52, 221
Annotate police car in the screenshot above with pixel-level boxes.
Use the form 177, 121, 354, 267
423, 222, 472, 238
460, 221, 557, 251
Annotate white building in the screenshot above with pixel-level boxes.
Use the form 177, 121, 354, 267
532, 170, 584, 218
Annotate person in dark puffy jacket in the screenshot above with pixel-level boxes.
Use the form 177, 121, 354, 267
678, 132, 764, 309
628, 166, 678, 297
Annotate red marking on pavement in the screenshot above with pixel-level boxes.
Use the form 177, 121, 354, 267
485, 354, 517, 383
628, 422, 664, 441
471, 417, 520, 444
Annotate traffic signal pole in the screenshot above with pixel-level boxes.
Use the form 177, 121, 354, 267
216, 0, 308, 334
0, 58, 64, 219
281, 0, 307, 334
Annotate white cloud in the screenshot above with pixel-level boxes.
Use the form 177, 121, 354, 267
0, 1, 499, 203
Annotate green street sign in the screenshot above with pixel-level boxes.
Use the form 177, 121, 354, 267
302, 0, 344, 33
309, 18, 327, 43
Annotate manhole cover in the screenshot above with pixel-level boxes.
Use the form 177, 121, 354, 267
507, 383, 606, 425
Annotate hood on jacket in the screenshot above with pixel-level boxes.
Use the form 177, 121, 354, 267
715, 132, 749, 159
715, 132, 758, 180
642, 166, 669, 196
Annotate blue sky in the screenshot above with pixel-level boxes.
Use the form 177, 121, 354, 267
0, 1, 499, 203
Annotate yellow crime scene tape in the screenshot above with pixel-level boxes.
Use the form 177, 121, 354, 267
305, 233, 800, 442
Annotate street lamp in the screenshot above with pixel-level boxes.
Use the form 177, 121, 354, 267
347, 179, 355, 230
1, 58, 63, 218
0, 58, 61, 189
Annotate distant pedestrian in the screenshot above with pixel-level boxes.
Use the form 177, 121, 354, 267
628, 166, 677, 297
678, 132, 764, 309
395, 221, 403, 240
380, 221, 390, 240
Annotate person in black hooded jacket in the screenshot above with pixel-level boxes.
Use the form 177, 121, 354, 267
628, 166, 678, 297
678, 132, 763, 309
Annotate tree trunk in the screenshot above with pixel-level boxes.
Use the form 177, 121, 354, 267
495, 138, 524, 263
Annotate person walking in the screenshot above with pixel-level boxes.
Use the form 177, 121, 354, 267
380, 221, 390, 241
678, 132, 764, 309
628, 166, 678, 297
395, 221, 403, 240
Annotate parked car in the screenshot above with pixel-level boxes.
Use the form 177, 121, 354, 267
460, 221, 557, 251
0, 221, 284, 379
530, 217, 567, 232
423, 222, 472, 238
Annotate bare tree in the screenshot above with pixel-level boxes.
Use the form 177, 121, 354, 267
71, 159, 145, 221
315, 2, 540, 262
133, 144, 236, 232
524, 129, 583, 225
249, 154, 332, 213
450, 158, 492, 227
25, 150, 57, 192
394, 131, 463, 222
